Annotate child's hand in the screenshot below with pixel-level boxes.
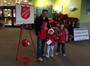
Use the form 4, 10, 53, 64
55, 37, 59, 42
59, 33, 62, 36
61, 33, 62, 35
55, 37, 59, 39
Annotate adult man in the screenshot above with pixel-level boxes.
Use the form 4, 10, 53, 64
35, 9, 50, 61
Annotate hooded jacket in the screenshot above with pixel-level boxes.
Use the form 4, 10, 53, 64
34, 15, 50, 35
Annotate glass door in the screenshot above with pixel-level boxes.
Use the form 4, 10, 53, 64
0, 6, 19, 27
3, 9, 12, 26
13, 9, 17, 26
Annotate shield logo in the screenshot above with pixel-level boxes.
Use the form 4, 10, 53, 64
21, 5, 30, 20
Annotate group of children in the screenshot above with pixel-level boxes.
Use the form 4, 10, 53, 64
45, 23, 67, 59
37, 20, 67, 59
36, 21, 67, 61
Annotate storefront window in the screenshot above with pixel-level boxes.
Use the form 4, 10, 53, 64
3, 9, 11, 17
4, 18, 12, 26
0, 6, 17, 27
3, 9, 12, 26
0, 0, 32, 27
13, 9, 16, 18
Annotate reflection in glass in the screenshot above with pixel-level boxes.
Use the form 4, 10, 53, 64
3, 9, 11, 17
14, 18, 17, 26
13, 9, 16, 17
4, 18, 12, 26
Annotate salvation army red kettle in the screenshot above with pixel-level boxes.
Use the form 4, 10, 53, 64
22, 39, 29, 47
23, 57, 31, 64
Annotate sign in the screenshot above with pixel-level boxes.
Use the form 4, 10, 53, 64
21, 5, 30, 20
74, 28, 89, 41
16, 4, 34, 24
46, 40, 52, 45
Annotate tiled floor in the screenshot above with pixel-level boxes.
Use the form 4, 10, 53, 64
0, 28, 90, 66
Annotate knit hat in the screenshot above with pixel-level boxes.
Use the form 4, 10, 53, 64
48, 28, 54, 34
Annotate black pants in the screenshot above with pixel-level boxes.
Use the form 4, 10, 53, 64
57, 42, 65, 54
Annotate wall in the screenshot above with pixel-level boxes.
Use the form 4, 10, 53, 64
33, 0, 90, 34
80, 23, 90, 35
53, 0, 82, 19
1, 0, 81, 19
34, 0, 82, 19
80, 0, 90, 23
80, 0, 90, 35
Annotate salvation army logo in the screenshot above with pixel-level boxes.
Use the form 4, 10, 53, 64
21, 5, 30, 20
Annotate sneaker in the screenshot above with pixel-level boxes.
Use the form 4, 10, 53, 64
63, 54, 66, 56
38, 58, 43, 62
51, 56, 54, 59
55, 52, 60, 55
51, 54, 54, 58
46, 55, 49, 58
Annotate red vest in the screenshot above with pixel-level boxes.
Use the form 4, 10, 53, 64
37, 21, 48, 40
59, 29, 66, 42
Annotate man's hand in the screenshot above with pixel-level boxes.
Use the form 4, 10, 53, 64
44, 27, 48, 30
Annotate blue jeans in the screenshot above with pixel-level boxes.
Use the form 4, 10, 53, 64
57, 42, 65, 54
37, 40, 45, 58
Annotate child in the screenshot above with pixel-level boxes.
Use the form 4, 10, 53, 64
46, 28, 58, 58
68, 22, 74, 41
56, 24, 66, 56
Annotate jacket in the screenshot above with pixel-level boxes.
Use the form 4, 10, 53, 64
46, 34, 57, 46
37, 21, 48, 40
59, 29, 66, 42
34, 15, 50, 35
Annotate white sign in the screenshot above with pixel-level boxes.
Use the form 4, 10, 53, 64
16, 4, 34, 24
46, 40, 52, 45
74, 28, 89, 41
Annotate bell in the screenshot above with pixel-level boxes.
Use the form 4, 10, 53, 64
22, 39, 29, 47
26, 24, 29, 29
23, 57, 31, 64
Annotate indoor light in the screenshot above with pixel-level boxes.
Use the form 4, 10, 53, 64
54, 5, 63, 13
69, 5, 76, 11
3, 0, 7, 2
24, 0, 28, 2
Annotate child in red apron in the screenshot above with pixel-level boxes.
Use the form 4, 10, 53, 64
46, 29, 58, 58
56, 24, 66, 56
